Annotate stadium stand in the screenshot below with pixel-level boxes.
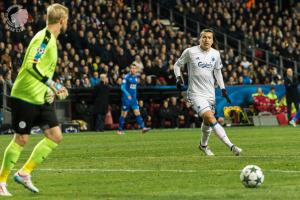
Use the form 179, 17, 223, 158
2, 0, 299, 89
0, 0, 299, 129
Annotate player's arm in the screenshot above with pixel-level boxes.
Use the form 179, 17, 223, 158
26, 61, 63, 92
27, 59, 68, 101
26, 31, 68, 102
214, 52, 231, 103
26, 31, 66, 95
121, 78, 131, 100
213, 69, 225, 90
174, 48, 189, 90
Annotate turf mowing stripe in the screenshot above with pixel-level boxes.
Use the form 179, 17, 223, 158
25, 168, 300, 174
72, 155, 300, 159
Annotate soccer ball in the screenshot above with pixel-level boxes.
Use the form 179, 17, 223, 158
240, 165, 264, 188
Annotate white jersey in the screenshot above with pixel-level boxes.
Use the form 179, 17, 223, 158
174, 46, 225, 101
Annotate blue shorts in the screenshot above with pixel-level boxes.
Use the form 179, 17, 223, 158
121, 99, 139, 112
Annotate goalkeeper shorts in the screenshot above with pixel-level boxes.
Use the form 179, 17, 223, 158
10, 97, 59, 134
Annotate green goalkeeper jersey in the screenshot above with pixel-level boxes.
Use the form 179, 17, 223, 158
11, 28, 57, 105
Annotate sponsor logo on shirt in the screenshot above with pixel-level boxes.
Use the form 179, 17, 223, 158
130, 84, 136, 89
197, 61, 214, 69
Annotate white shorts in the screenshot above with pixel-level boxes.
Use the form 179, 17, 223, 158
187, 96, 215, 117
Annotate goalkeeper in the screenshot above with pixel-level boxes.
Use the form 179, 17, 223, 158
0, 4, 69, 196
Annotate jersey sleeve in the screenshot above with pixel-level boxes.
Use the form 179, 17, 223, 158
213, 68, 225, 89
174, 48, 189, 77
25, 30, 52, 82
175, 48, 189, 68
214, 51, 223, 70
121, 76, 131, 97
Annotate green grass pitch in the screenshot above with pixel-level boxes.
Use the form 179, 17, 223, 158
1, 126, 300, 199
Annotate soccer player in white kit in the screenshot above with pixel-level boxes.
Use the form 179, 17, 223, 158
174, 29, 242, 156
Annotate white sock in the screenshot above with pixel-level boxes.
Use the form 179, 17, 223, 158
211, 122, 233, 149
200, 123, 212, 146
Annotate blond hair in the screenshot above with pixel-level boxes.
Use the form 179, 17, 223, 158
100, 74, 107, 81
47, 3, 69, 25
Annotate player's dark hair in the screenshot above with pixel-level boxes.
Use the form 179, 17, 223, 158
200, 29, 219, 50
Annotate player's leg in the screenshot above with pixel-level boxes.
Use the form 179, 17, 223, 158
202, 110, 242, 156
133, 109, 150, 133
289, 100, 300, 127
15, 127, 61, 193
0, 134, 28, 196
132, 101, 150, 133
289, 110, 300, 127
118, 110, 128, 135
118, 99, 130, 134
189, 97, 214, 155
198, 122, 214, 156
0, 98, 36, 196
14, 103, 61, 193
19, 127, 61, 175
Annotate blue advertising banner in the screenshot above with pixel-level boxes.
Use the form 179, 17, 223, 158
215, 85, 287, 117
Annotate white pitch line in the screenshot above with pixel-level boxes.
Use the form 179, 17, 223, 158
30, 168, 300, 174
55, 155, 300, 159
36, 168, 197, 173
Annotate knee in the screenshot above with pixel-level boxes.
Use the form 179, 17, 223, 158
203, 115, 216, 125
201, 123, 212, 133
14, 135, 29, 146
47, 134, 63, 144
45, 127, 63, 144
52, 134, 63, 143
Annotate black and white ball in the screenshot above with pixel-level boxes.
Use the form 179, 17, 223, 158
240, 165, 264, 188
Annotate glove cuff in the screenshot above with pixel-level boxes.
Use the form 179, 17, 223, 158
46, 79, 62, 91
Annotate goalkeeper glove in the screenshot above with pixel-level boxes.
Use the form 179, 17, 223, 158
45, 88, 55, 104
45, 79, 69, 100
46, 79, 63, 93
221, 89, 231, 104
176, 76, 184, 91
56, 87, 69, 100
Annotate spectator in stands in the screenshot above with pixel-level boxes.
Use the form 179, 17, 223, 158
284, 68, 299, 120
252, 87, 265, 97
159, 100, 175, 128
65, 79, 72, 89
0, 0, 291, 88
267, 87, 279, 106
227, 76, 237, 86
242, 69, 252, 85
169, 97, 180, 128
270, 67, 282, 85
179, 101, 193, 128
90, 71, 100, 87
93, 74, 110, 132
82, 76, 92, 88
1, 0, 298, 135
267, 86, 280, 114
132, 55, 144, 74
74, 78, 83, 88
138, 100, 151, 127
241, 56, 251, 69
173, 0, 299, 74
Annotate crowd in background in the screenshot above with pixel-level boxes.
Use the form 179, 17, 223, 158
0, 0, 299, 129
1, 0, 298, 90
165, 0, 300, 62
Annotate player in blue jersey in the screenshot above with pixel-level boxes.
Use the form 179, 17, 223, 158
117, 64, 150, 135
